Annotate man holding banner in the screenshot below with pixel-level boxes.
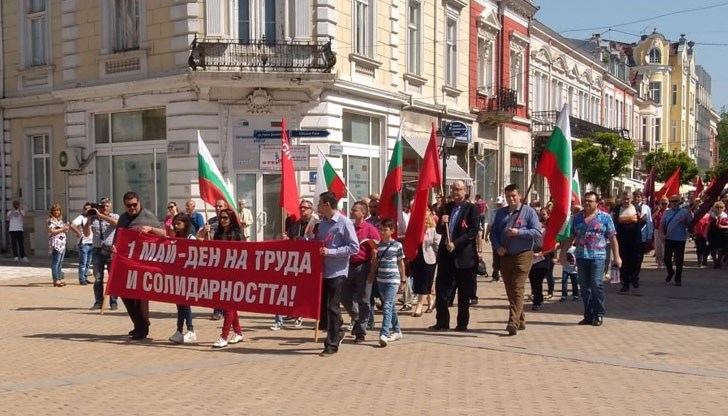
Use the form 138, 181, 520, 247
316, 191, 359, 357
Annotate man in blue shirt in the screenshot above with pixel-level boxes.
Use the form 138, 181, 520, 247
490, 184, 542, 336
661, 194, 693, 286
316, 192, 359, 356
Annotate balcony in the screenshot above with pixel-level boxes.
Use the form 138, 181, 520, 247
531, 110, 630, 139
188, 37, 337, 73
475, 87, 519, 126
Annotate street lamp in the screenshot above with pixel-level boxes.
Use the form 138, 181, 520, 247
440, 135, 457, 189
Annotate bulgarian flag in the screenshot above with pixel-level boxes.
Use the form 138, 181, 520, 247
557, 170, 580, 243
379, 124, 403, 222
535, 104, 572, 251
314, 149, 347, 205
197, 131, 235, 209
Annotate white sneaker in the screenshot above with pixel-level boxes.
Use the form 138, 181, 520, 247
13, 257, 18, 262
20, 257, 29, 263
378, 335, 389, 347
388, 332, 403, 342
168, 331, 184, 344
229, 333, 243, 344
293, 318, 303, 327
270, 322, 283, 331
183, 331, 197, 343
212, 337, 228, 348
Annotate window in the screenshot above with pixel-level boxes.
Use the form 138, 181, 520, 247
615, 99, 623, 129
551, 80, 562, 109
579, 92, 588, 120
342, 112, 381, 146
649, 81, 662, 104
343, 155, 380, 208
445, 17, 458, 87
94, 108, 168, 218
264, 0, 276, 42
641, 117, 648, 143
648, 48, 661, 64
477, 37, 493, 93
24, 0, 48, 66
407, 0, 422, 75
510, 50, 523, 103
671, 120, 677, 142
604, 95, 612, 128
354, 0, 374, 57
30, 134, 51, 211
113, 0, 140, 52
655, 117, 661, 142
672, 84, 677, 106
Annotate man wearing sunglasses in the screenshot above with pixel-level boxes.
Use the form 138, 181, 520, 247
661, 194, 694, 286
115, 191, 164, 340
84, 197, 119, 311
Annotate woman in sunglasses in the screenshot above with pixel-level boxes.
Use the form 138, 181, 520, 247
211, 209, 245, 348
163, 201, 179, 236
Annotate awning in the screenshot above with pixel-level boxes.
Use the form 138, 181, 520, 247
402, 135, 473, 186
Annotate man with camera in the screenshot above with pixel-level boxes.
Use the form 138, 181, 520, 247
84, 197, 119, 310
70, 202, 94, 285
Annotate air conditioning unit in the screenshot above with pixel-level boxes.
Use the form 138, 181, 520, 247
57, 147, 83, 171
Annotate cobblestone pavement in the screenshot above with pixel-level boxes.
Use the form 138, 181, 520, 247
1, 246, 728, 416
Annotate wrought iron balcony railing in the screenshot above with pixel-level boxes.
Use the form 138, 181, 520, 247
531, 110, 630, 139
476, 87, 519, 113
188, 37, 337, 73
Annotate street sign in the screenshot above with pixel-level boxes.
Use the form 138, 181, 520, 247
253, 130, 331, 139
444, 121, 468, 138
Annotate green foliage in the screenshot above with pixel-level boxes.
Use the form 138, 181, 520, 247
643, 148, 699, 184
717, 108, 728, 172
573, 131, 636, 197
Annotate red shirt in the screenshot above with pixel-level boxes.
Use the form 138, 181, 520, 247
350, 220, 381, 264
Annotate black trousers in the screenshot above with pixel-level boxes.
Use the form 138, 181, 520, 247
435, 255, 474, 329
664, 239, 686, 283
618, 235, 640, 287
322, 276, 345, 352
9, 231, 25, 258
528, 267, 548, 306
121, 297, 150, 335
634, 241, 646, 281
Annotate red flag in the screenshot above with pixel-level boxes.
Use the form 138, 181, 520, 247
691, 170, 728, 230
279, 118, 300, 220
379, 128, 403, 222
643, 167, 656, 210
655, 167, 681, 201
403, 123, 441, 260
694, 176, 704, 197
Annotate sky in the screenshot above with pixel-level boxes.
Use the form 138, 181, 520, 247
535, 0, 728, 112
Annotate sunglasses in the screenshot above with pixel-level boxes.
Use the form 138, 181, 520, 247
219, 216, 230, 220
126, 202, 138, 208
167, 205, 175, 209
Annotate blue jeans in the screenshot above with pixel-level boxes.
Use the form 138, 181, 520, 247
378, 281, 401, 337
51, 249, 65, 281
274, 314, 284, 325
576, 258, 606, 320
561, 272, 579, 298
176, 305, 193, 332
78, 243, 93, 283
92, 247, 117, 307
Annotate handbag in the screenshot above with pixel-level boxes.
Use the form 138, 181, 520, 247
476, 257, 488, 276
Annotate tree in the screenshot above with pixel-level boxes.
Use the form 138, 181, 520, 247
573, 131, 636, 197
717, 108, 728, 171
643, 148, 699, 184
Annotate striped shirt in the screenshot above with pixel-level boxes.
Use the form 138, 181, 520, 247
375, 240, 403, 284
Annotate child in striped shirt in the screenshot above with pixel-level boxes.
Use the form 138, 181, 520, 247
369, 219, 406, 347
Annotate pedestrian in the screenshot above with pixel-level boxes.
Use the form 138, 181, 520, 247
198, 199, 228, 320
237, 198, 254, 241
168, 213, 197, 344
316, 191, 359, 357
612, 190, 641, 293
163, 201, 178, 236
559, 191, 621, 326
84, 197, 119, 311
116, 191, 164, 340
662, 194, 693, 286
489, 184, 541, 336
475, 194, 488, 239
210, 209, 245, 348
342, 201, 380, 343
707, 201, 728, 268
693, 209, 710, 267
653, 197, 669, 268
539, 207, 556, 299
411, 206, 440, 316
528, 217, 553, 311
369, 218, 406, 347
70, 202, 94, 285
560, 245, 579, 302
632, 190, 653, 281
484, 196, 506, 282
184, 199, 205, 233
429, 180, 480, 332
7, 200, 29, 262
47, 204, 69, 287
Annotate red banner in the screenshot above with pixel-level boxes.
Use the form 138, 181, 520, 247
107, 229, 323, 320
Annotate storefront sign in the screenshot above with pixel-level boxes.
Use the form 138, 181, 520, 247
259, 144, 310, 170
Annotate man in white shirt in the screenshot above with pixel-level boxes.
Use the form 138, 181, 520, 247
7, 200, 28, 262
70, 202, 94, 285
237, 198, 254, 241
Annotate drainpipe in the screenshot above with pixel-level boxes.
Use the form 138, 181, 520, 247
497, 0, 505, 192
0, 1, 6, 251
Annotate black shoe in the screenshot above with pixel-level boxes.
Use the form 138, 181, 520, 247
319, 349, 336, 357
354, 334, 365, 343
619, 286, 630, 293
632, 281, 639, 289
469, 298, 479, 305
400, 304, 413, 312
531, 304, 541, 311
79, 281, 88, 286
110, 304, 118, 311
89, 304, 102, 310
130, 332, 147, 340
665, 275, 673, 283
454, 326, 468, 332
592, 316, 603, 326
578, 318, 592, 325
506, 325, 517, 336
518, 322, 526, 330
428, 324, 449, 331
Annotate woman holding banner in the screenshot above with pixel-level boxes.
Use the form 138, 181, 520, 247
168, 213, 198, 344
212, 209, 245, 348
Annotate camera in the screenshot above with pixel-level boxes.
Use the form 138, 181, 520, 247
86, 203, 103, 217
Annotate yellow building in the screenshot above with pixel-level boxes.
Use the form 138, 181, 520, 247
667, 34, 697, 155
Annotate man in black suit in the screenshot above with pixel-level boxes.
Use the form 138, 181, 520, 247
429, 180, 480, 331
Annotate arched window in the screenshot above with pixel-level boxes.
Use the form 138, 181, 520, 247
648, 48, 661, 64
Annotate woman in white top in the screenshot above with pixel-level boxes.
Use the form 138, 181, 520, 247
411, 207, 441, 316
47, 204, 69, 287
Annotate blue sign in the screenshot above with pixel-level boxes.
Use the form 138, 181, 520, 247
309, 171, 317, 183
253, 130, 331, 139
444, 121, 468, 137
